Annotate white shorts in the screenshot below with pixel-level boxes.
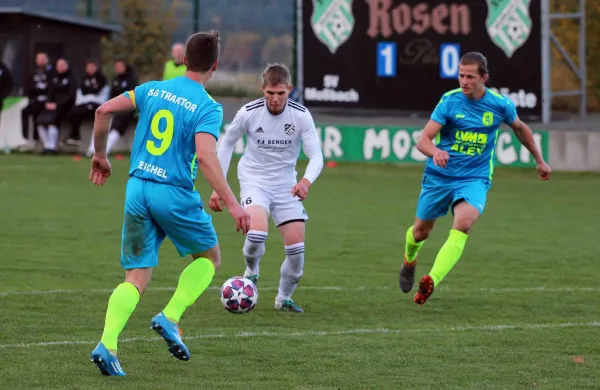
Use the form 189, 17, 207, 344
240, 183, 308, 227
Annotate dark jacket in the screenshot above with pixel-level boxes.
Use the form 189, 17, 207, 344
0, 62, 13, 101
81, 70, 107, 96
110, 64, 138, 99
26, 64, 54, 102
48, 69, 77, 107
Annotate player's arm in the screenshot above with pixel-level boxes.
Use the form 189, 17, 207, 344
509, 118, 544, 164
416, 120, 443, 158
300, 115, 324, 186
93, 94, 135, 156
215, 108, 246, 177
196, 133, 239, 208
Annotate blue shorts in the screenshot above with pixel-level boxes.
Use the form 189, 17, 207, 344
120, 177, 218, 269
416, 174, 491, 221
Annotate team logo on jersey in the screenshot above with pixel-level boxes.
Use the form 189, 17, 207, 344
485, 0, 532, 58
482, 111, 494, 126
284, 124, 296, 136
310, 0, 354, 54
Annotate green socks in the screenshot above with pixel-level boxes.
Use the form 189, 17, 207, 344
429, 229, 468, 286
163, 258, 216, 323
99, 258, 215, 352
100, 282, 140, 351
404, 226, 425, 262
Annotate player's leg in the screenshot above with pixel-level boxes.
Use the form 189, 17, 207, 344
106, 113, 133, 154
92, 178, 164, 376
400, 175, 451, 293
240, 185, 271, 285
272, 194, 309, 313
414, 179, 490, 305
148, 184, 222, 360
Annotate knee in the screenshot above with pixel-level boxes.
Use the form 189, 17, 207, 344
412, 224, 432, 241
196, 245, 221, 270
452, 220, 472, 234
243, 231, 268, 257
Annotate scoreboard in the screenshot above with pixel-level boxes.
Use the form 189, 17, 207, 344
300, 0, 542, 119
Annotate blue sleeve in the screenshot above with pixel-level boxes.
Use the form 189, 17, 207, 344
194, 101, 223, 141
430, 96, 450, 125
503, 96, 517, 125
123, 81, 152, 111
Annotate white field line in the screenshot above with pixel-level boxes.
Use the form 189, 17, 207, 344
1, 321, 599, 350
1, 285, 599, 297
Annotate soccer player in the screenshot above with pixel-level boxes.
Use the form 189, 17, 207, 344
88, 30, 250, 376
209, 63, 324, 313
399, 52, 551, 305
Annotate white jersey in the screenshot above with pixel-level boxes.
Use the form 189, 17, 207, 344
217, 98, 324, 188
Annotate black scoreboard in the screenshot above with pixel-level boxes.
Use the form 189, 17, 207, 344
301, 0, 542, 118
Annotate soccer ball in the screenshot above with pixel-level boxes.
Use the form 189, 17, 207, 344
220, 276, 258, 314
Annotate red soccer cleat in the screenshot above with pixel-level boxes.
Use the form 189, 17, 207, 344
413, 275, 435, 305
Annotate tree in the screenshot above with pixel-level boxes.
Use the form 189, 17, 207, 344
551, 0, 599, 111
96, 0, 188, 82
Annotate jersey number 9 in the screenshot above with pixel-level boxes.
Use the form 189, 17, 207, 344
146, 109, 174, 156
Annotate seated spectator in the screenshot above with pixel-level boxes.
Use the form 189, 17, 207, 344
64, 59, 108, 146
86, 59, 138, 156
36, 58, 77, 154
21, 52, 53, 148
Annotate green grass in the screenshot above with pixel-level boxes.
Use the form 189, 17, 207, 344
0, 155, 599, 389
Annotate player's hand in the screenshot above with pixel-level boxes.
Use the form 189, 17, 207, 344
228, 203, 250, 235
292, 178, 311, 201
433, 150, 449, 168
89, 154, 111, 186
209, 190, 224, 212
536, 161, 551, 180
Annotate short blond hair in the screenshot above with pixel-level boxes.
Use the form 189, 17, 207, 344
262, 63, 291, 86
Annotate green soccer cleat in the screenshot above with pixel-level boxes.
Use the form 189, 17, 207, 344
243, 273, 259, 286
275, 299, 304, 313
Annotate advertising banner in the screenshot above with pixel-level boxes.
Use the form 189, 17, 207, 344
301, 0, 542, 118
220, 123, 549, 167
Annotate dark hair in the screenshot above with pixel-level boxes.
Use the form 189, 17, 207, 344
184, 30, 221, 73
459, 51, 491, 84
262, 63, 291, 86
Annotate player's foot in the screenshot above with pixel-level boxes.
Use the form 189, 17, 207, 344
150, 312, 190, 361
413, 275, 435, 306
90, 342, 126, 376
243, 272, 259, 286
275, 298, 304, 313
399, 255, 417, 293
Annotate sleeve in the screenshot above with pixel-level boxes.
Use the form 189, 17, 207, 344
430, 95, 450, 126
300, 111, 324, 184
123, 81, 150, 111
215, 107, 247, 177
194, 101, 223, 140
503, 96, 517, 126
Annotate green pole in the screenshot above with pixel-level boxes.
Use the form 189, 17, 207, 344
86, 0, 93, 18
193, 0, 200, 32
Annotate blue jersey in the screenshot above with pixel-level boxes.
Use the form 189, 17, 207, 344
426, 87, 517, 180
124, 76, 223, 190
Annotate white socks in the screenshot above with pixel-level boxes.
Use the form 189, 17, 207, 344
107, 130, 120, 154
243, 230, 268, 276
276, 243, 305, 302
48, 126, 59, 150
36, 125, 58, 150
37, 126, 49, 149
88, 129, 121, 155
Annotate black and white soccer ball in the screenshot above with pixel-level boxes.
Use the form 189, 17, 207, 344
220, 276, 258, 314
